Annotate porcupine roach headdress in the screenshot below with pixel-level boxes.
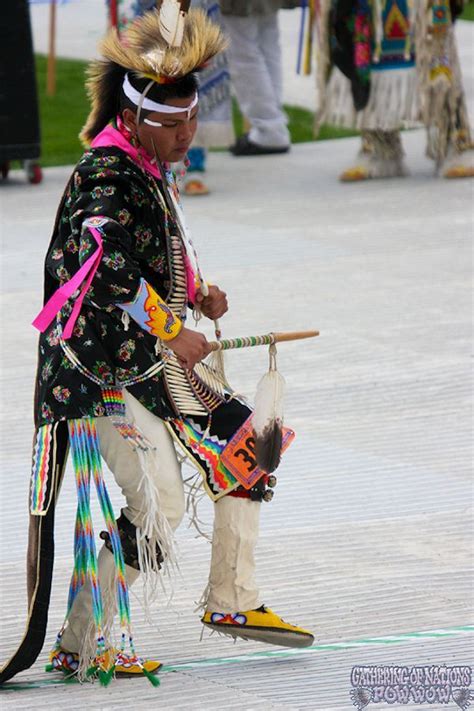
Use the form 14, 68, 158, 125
80, 5, 227, 145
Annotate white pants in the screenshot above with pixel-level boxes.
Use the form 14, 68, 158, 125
60, 392, 260, 653
222, 13, 290, 148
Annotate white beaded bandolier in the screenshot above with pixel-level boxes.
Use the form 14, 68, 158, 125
159, 183, 227, 417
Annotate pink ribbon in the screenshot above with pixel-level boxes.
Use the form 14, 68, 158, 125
32, 224, 103, 340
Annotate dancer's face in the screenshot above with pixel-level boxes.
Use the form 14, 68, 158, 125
123, 95, 198, 162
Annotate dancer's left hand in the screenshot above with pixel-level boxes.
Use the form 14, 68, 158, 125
195, 285, 228, 320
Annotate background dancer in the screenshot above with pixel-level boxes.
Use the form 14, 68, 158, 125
314, 0, 473, 180
222, 0, 299, 155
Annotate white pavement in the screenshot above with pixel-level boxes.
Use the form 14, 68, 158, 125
28, 2, 474, 125
0, 130, 473, 709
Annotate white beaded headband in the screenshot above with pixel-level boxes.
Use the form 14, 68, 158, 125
123, 73, 198, 127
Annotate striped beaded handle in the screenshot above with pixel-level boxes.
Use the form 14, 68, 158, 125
208, 330, 319, 351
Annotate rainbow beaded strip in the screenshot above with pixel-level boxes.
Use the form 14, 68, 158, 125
102, 386, 127, 418
56, 418, 136, 678
102, 386, 150, 450
172, 418, 238, 498
30, 424, 53, 515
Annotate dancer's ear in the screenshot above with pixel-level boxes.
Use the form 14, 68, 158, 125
122, 108, 138, 133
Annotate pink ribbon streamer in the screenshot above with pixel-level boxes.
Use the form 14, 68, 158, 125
32, 225, 104, 340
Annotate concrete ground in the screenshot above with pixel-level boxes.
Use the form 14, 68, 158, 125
0, 4, 473, 710
0, 130, 473, 709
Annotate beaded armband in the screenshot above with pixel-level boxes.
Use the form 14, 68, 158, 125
119, 278, 182, 341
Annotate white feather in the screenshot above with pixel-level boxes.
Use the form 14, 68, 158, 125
158, 0, 186, 47
253, 369, 285, 436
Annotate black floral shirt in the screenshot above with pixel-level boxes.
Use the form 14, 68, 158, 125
35, 147, 182, 427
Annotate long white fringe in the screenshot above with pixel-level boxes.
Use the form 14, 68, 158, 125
135, 446, 179, 621
323, 66, 420, 132
183, 470, 212, 542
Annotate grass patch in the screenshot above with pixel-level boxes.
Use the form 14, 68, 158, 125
33, 54, 357, 167
36, 54, 89, 167
461, 1, 474, 20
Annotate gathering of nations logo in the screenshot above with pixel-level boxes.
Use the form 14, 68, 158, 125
350, 665, 474, 710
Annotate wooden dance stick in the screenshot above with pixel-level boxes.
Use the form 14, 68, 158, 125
208, 330, 319, 351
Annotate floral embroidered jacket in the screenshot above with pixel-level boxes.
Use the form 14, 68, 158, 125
35, 146, 181, 427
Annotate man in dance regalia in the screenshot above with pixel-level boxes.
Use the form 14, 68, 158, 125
315, 0, 473, 180
0, 6, 313, 687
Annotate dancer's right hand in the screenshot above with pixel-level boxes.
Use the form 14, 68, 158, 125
167, 326, 211, 370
